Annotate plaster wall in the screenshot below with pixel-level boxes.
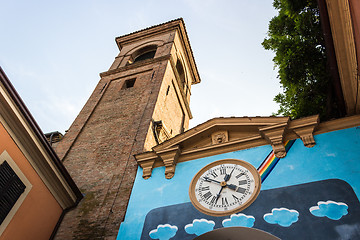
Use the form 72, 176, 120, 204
118, 126, 360, 239
153, 62, 188, 132
0, 122, 62, 240
171, 31, 194, 103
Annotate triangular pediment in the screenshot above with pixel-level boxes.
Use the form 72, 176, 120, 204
153, 116, 290, 152
135, 115, 323, 179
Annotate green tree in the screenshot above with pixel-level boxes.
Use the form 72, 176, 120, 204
263, 0, 333, 119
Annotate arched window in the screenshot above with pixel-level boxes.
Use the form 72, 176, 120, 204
176, 59, 186, 91
133, 50, 156, 63
129, 45, 157, 64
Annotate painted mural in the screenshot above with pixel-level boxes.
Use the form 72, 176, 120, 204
117, 126, 360, 240
141, 179, 359, 239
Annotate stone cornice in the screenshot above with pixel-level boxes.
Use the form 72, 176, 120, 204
152, 117, 289, 152
135, 115, 360, 179
100, 55, 170, 77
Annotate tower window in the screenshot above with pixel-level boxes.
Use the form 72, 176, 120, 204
123, 78, 136, 89
176, 59, 186, 91
133, 50, 156, 63
0, 161, 26, 225
128, 45, 158, 65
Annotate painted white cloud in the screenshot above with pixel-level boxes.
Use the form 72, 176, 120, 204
149, 224, 178, 240
184, 219, 215, 236
264, 208, 299, 227
310, 200, 348, 220
222, 213, 255, 228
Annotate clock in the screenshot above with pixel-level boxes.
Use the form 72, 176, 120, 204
189, 159, 261, 216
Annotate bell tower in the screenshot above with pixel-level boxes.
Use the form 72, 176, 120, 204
54, 19, 200, 239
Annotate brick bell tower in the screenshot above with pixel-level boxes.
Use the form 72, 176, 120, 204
54, 19, 200, 239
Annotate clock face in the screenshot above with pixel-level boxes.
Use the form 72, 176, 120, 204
189, 159, 261, 216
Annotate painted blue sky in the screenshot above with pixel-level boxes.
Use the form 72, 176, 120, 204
0, 0, 280, 134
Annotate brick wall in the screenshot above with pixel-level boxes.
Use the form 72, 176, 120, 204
53, 21, 196, 239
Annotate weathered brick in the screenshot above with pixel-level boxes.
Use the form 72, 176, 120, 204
54, 19, 197, 239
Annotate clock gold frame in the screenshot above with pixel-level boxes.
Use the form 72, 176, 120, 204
189, 159, 261, 217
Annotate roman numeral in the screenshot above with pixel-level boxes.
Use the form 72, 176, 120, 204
232, 194, 239, 202
210, 196, 217, 205
236, 186, 246, 194
220, 166, 226, 175
203, 191, 212, 200
210, 171, 218, 178
222, 197, 228, 206
201, 186, 210, 191
238, 180, 247, 185
235, 172, 245, 179
203, 177, 211, 182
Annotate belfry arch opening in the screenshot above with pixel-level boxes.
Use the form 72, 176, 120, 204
176, 59, 186, 91
130, 45, 157, 64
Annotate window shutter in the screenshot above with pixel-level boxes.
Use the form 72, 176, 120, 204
0, 161, 26, 224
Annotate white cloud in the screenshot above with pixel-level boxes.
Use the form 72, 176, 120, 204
222, 213, 255, 228
310, 200, 348, 220
184, 219, 215, 236
264, 208, 299, 227
149, 224, 178, 240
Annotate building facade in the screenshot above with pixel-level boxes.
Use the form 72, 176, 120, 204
53, 0, 360, 238
0, 68, 82, 240
126, 115, 360, 239
117, 0, 360, 238
54, 19, 200, 239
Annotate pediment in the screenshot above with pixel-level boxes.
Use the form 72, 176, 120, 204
135, 115, 321, 179
153, 117, 290, 153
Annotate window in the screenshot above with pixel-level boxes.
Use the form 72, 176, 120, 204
0, 151, 32, 235
133, 50, 156, 63
128, 45, 157, 65
176, 59, 186, 91
0, 161, 26, 225
123, 78, 136, 89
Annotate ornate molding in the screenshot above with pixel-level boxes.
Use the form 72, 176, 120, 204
290, 115, 319, 148
134, 152, 158, 179
259, 120, 290, 158
155, 146, 180, 179
135, 115, 360, 179
211, 131, 228, 145
153, 120, 171, 144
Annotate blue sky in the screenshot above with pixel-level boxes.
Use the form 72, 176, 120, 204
0, 0, 280, 134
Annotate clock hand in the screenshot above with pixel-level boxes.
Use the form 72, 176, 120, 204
227, 184, 246, 194
224, 165, 236, 182
203, 177, 222, 184
204, 177, 246, 194
215, 186, 225, 204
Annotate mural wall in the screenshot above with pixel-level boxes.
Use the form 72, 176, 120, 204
117, 126, 360, 240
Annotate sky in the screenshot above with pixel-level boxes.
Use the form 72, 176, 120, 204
0, 0, 280, 134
